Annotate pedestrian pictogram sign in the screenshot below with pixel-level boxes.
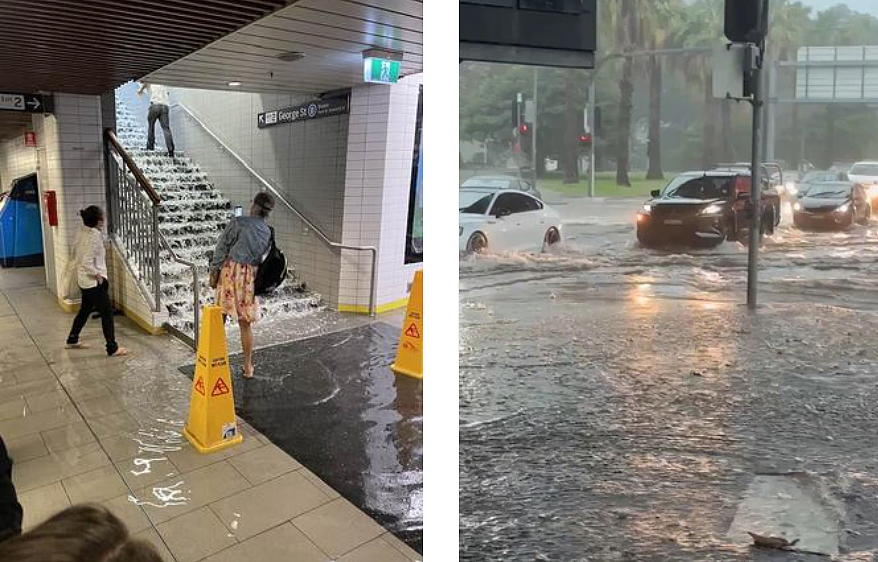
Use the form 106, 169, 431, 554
211, 378, 230, 397
183, 305, 243, 454
392, 270, 423, 380
405, 323, 420, 339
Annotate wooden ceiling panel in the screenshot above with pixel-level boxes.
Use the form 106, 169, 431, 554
0, 0, 295, 95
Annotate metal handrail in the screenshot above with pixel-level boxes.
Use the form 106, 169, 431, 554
172, 103, 378, 316
106, 130, 161, 204
158, 231, 200, 349
104, 128, 162, 312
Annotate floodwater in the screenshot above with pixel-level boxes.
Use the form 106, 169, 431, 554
459, 195, 878, 561
181, 322, 424, 552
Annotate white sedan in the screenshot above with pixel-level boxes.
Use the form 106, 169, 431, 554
459, 188, 562, 254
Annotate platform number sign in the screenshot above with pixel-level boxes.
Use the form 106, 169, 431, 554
0, 92, 52, 114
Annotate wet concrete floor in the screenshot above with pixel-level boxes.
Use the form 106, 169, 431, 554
181, 322, 423, 552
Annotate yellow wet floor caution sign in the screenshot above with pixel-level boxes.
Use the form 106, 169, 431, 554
392, 270, 423, 380
183, 305, 243, 454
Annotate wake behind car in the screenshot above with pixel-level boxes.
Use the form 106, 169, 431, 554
459, 189, 561, 254
461, 174, 542, 200
793, 181, 870, 230
636, 170, 781, 247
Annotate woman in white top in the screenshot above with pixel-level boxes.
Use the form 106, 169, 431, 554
65, 206, 128, 357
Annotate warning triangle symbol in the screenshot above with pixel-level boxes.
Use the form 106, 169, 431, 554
194, 377, 205, 396
405, 323, 420, 339
211, 378, 230, 397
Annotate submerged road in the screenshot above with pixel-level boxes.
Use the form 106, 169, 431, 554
459, 194, 878, 561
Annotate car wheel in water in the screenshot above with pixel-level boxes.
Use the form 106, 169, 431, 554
467, 232, 488, 254
542, 228, 561, 252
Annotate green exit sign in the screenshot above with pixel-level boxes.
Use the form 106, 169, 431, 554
363, 57, 401, 84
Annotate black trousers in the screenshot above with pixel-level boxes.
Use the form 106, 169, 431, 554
146, 103, 175, 156
67, 280, 118, 356
0, 436, 22, 543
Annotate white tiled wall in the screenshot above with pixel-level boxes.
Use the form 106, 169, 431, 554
128, 86, 350, 307
32, 94, 106, 300
0, 133, 38, 189
340, 74, 423, 311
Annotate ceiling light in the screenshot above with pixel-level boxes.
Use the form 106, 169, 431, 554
227, 81, 242, 87
277, 51, 305, 62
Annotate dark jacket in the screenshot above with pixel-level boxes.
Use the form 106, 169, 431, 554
0, 436, 22, 542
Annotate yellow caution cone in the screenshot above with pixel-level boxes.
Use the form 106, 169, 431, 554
392, 270, 423, 380
183, 305, 243, 454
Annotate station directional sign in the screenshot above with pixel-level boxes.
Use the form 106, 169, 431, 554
0, 92, 52, 114
257, 96, 349, 129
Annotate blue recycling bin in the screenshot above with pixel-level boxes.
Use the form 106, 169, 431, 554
0, 174, 44, 268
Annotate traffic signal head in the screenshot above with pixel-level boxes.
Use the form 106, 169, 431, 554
520, 124, 530, 135
725, 0, 765, 43
579, 133, 592, 146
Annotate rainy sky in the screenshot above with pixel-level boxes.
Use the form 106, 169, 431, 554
797, 0, 877, 17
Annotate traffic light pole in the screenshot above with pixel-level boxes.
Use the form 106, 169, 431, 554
588, 81, 596, 198
747, 44, 764, 310
532, 68, 538, 178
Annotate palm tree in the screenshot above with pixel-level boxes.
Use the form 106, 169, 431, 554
613, 0, 644, 187
671, 0, 725, 168
645, 0, 682, 180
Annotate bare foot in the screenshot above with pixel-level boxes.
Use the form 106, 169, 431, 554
65, 343, 90, 350
109, 347, 130, 357
243, 365, 254, 379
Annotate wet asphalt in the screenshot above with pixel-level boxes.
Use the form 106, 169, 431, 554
459, 194, 878, 561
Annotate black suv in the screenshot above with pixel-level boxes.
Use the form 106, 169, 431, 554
636, 170, 781, 247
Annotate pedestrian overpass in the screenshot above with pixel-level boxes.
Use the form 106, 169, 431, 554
0, 0, 424, 337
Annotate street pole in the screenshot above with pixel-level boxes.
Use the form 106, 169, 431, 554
533, 67, 538, 182
516, 92, 522, 173
748, 48, 763, 309
588, 80, 596, 198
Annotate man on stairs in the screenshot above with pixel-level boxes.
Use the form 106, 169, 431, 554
137, 81, 175, 158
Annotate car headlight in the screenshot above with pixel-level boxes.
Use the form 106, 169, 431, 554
700, 203, 724, 216
835, 203, 851, 213
640, 204, 652, 214
793, 202, 802, 211
459, 226, 464, 236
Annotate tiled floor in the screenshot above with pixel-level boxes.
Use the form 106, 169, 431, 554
0, 268, 421, 562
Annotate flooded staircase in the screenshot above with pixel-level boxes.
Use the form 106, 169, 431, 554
112, 101, 322, 338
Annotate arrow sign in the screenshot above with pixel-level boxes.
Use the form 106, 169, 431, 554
0, 92, 52, 114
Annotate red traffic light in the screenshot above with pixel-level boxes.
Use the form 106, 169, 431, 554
579, 133, 592, 144
520, 124, 530, 134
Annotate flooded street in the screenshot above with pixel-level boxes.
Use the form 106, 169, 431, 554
459, 194, 878, 561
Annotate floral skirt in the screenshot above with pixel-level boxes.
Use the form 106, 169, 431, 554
216, 260, 259, 324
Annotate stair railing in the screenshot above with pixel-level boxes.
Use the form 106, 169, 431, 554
104, 129, 162, 312
105, 129, 202, 345
157, 231, 200, 349
172, 103, 378, 316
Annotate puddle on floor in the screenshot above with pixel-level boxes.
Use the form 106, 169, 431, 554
179, 322, 423, 553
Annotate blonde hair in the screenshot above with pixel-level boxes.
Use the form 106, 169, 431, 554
0, 504, 162, 562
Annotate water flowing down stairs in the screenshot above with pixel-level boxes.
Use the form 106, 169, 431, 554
113, 101, 322, 338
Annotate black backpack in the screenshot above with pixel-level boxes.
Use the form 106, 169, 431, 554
254, 227, 287, 295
